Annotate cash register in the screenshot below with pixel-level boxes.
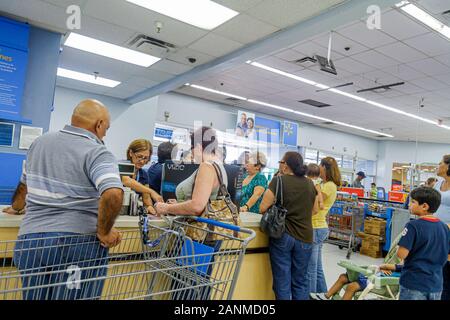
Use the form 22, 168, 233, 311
118, 162, 139, 216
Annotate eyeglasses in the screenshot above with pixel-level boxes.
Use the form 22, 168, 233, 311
132, 152, 150, 163
278, 161, 286, 164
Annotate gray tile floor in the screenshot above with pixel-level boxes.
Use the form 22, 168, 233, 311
322, 243, 384, 288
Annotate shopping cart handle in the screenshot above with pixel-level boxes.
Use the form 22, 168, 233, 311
194, 217, 241, 232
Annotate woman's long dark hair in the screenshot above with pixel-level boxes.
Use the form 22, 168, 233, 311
283, 152, 307, 177
320, 157, 342, 186
444, 154, 450, 177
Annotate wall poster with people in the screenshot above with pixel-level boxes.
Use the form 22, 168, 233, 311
235, 110, 256, 139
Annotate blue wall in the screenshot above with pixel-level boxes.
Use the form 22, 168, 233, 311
0, 24, 61, 203
0, 25, 61, 155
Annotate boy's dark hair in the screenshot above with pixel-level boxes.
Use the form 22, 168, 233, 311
157, 142, 177, 163
371, 183, 376, 187
306, 163, 320, 178
410, 186, 442, 214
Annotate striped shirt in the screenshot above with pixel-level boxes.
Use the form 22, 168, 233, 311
19, 125, 124, 235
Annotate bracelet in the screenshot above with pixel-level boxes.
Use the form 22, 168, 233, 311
244, 204, 249, 211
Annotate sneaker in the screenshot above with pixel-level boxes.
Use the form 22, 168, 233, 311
310, 292, 331, 300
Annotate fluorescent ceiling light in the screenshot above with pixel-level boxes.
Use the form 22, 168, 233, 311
397, 1, 450, 39
189, 84, 247, 100
249, 62, 317, 85
247, 99, 294, 113
187, 84, 393, 138
57, 68, 121, 88
126, 0, 238, 30
65, 33, 160, 67
249, 62, 450, 131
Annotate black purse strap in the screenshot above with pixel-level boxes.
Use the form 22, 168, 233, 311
274, 176, 284, 207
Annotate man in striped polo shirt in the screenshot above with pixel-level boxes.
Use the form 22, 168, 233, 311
11, 99, 124, 300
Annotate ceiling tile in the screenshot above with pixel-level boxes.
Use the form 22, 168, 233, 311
292, 41, 333, 59
212, 0, 265, 12
360, 70, 401, 84
56, 78, 109, 96
433, 73, 450, 86
351, 50, 399, 68
189, 33, 243, 57
381, 64, 426, 81
393, 83, 428, 95
247, 0, 345, 29
378, 10, 430, 41
434, 53, 450, 67
337, 21, 397, 49
255, 55, 305, 73
151, 59, 193, 75
134, 68, 174, 83
403, 32, 450, 57
408, 58, 450, 76
311, 32, 369, 57
410, 77, 448, 91
275, 49, 307, 62
124, 76, 158, 88
375, 42, 427, 63
213, 14, 278, 44
333, 57, 376, 74
167, 47, 215, 66
83, 0, 208, 47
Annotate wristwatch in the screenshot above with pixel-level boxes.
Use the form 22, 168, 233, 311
244, 204, 249, 211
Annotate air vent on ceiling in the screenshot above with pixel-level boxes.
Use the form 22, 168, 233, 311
322, 121, 334, 125
128, 34, 177, 58
376, 135, 387, 138
442, 9, 450, 22
298, 99, 331, 108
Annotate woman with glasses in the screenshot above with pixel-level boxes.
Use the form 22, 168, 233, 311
122, 139, 163, 215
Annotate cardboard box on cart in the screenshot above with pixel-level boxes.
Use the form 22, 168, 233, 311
364, 217, 387, 237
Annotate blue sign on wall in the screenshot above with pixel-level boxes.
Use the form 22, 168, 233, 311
0, 17, 30, 122
255, 116, 281, 144
283, 121, 298, 147
154, 127, 173, 140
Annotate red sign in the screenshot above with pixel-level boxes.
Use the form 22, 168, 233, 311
388, 191, 407, 203
340, 187, 364, 197
392, 184, 403, 191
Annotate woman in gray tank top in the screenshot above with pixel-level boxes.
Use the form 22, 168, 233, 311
155, 126, 227, 216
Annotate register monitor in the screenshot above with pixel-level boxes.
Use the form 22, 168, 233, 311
118, 162, 135, 178
161, 162, 244, 206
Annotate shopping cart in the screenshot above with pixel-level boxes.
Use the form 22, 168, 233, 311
326, 203, 365, 259
0, 214, 255, 300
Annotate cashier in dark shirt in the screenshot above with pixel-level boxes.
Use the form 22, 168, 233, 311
122, 139, 163, 215
147, 141, 177, 194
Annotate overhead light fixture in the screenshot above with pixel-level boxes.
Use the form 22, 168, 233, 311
248, 61, 450, 131
64, 33, 161, 67
57, 68, 121, 88
397, 1, 450, 39
190, 84, 247, 101
126, 0, 238, 30
186, 84, 393, 137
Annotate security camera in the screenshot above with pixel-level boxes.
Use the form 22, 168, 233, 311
344, 46, 351, 51
187, 57, 197, 64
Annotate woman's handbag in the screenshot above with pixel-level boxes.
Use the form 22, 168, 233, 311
186, 162, 241, 241
260, 176, 287, 239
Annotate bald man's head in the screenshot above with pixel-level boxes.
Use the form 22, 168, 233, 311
71, 99, 111, 141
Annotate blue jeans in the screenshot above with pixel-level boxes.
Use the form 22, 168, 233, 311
442, 261, 450, 301
307, 228, 329, 293
269, 232, 313, 300
13, 232, 108, 300
399, 285, 442, 300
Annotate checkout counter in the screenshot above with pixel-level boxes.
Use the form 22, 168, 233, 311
0, 207, 274, 300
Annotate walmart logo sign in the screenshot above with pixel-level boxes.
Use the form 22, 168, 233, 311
283, 121, 298, 147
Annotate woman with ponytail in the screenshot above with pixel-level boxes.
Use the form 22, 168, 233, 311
260, 152, 319, 300
308, 156, 341, 295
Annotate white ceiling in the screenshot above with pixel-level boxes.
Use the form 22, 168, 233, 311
0, 0, 449, 143
175, 2, 450, 144
0, 0, 346, 99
